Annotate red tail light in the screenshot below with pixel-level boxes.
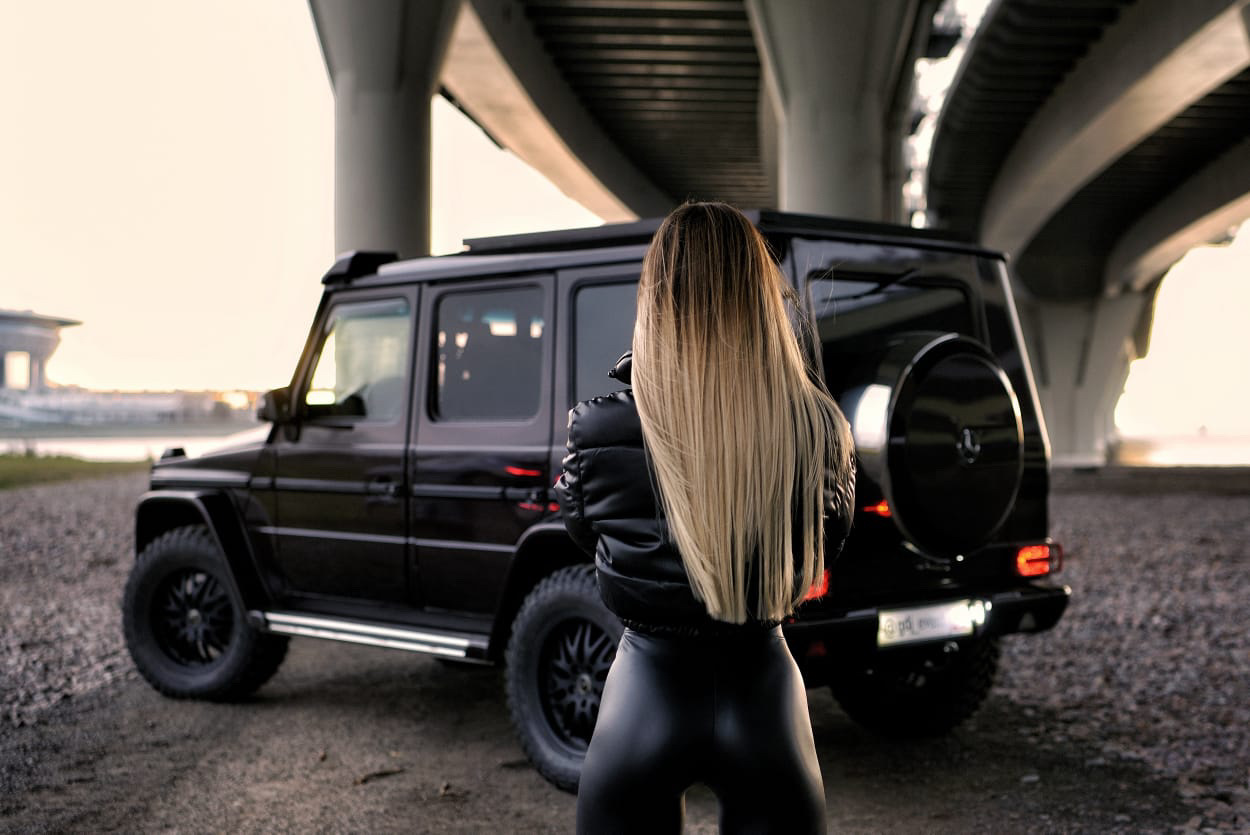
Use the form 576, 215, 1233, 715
802, 569, 831, 602
1016, 543, 1062, 577
505, 465, 542, 477
863, 500, 892, 518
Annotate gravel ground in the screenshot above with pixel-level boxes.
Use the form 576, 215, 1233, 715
1, 468, 1247, 831
0, 475, 140, 725
1001, 468, 1250, 830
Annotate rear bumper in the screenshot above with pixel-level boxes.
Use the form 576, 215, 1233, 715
783, 582, 1071, 659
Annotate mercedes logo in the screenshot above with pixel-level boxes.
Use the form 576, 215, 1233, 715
957, 426, 982, 464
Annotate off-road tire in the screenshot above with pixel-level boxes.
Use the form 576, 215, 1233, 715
831, 637, 1000, 737
122, 525, 288, 700
504, 564, 622, 793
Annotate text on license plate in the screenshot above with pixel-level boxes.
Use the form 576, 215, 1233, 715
876, 599, 989, 647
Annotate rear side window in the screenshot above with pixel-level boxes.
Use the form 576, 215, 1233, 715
805, 270, 974, 394
806, 273, 973, 345
574, 282, 637, 403
433, 286, 545, 421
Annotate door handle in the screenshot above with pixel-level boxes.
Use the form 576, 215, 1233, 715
367, 477, 402, 498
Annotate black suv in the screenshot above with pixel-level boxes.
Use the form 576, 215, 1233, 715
123, 212, 1070, 791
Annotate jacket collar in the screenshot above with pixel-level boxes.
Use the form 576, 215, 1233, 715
608, 351, 633, 385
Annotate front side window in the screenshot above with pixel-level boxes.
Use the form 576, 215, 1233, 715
574, 281, 637, 403
434, 286, 545, 421
304, 298, 411, 422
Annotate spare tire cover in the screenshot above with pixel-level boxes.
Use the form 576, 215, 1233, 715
845, 333, 1023, 556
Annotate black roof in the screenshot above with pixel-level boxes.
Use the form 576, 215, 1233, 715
463, 210, 995, 256
342, 211, 1000, 289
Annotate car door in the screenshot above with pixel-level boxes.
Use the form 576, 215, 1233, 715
267, 287, 418, 606
411, 275, 554, 614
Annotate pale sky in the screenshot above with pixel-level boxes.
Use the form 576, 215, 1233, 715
0, 1, 1246, 439
0, 1, 598, 395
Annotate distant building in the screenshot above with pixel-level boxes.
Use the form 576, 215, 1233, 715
0, 308, 79, 392
0, 309, 254, 430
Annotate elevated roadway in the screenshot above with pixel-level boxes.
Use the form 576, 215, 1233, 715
928, 0, 1250, 463
309, 0, 1250, 465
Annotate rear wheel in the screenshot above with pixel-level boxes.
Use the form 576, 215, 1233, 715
122, 525, 288, 700
831, 637, 1000, 737
504, 564, 622, 792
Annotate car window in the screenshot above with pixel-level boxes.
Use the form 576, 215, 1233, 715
304, 298, 411, 422
805, 270, 975, 393
574, 281, 637, 403
806, 272, 973, 344
433, 285, 545, 421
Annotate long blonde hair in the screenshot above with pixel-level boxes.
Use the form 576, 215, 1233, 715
632, 202, 852, 623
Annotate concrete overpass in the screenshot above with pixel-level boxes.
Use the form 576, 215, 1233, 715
308, 0, 951, 253
308, 0, 1250, 466
927, 0, 1250, 464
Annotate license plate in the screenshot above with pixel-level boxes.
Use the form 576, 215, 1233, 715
877, 600, 987, 647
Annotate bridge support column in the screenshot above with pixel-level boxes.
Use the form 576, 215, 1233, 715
747, 0, 913, 220
310, 0, 459, 257
1018, 293, 1149, 467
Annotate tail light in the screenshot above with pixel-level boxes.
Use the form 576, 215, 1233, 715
1016, 543, 1062, 577
802, 569, 831, 602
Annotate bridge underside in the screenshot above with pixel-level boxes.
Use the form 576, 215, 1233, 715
309, 0, 1250, 466
313, 0, 946, 258
929, 0, 1250, 464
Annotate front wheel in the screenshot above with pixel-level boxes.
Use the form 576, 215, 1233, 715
504, 564, 622, 792
830, 637, 1000, 737
122, 525, 288, 700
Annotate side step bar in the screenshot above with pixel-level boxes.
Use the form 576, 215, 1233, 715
255, 611, 490, 661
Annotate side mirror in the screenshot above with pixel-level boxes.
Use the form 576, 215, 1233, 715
257, 387, 291, 424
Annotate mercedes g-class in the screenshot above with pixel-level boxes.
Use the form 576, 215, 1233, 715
123, 212, 1070, 791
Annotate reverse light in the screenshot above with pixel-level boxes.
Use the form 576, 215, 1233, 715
1016, 543, 1062, 577
802, 569, 831, 602
863, 500, 892, 518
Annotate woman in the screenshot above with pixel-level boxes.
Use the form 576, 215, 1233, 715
556, 202, 855, 834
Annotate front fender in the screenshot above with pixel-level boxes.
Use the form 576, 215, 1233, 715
135, 490, 271, 610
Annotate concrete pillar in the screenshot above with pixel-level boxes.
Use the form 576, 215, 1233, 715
29, 356, 43, 391
0, 351, 6, 389
310, 0, 459, 257
1018, 293, 1148, 467
747, 0, 912, 220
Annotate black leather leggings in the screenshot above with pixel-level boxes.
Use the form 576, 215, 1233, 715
576, 626, 826, 834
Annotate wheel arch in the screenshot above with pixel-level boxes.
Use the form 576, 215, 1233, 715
135, 491, 270, 611
489, 522, 591, 660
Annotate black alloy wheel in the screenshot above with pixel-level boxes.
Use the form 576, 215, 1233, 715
122, 525, 288, 700
151, 568, 235, 667
540, 616, 617, 749
505, 564, 623, 792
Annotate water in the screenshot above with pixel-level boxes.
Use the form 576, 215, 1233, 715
2, 425, 270, 462
1112, 435, 1250, 467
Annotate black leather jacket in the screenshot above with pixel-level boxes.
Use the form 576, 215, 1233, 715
555, 353, 855, 633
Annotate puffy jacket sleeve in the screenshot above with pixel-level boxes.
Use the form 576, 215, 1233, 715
824, 453, 856, 558
555, 405, 598, 556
